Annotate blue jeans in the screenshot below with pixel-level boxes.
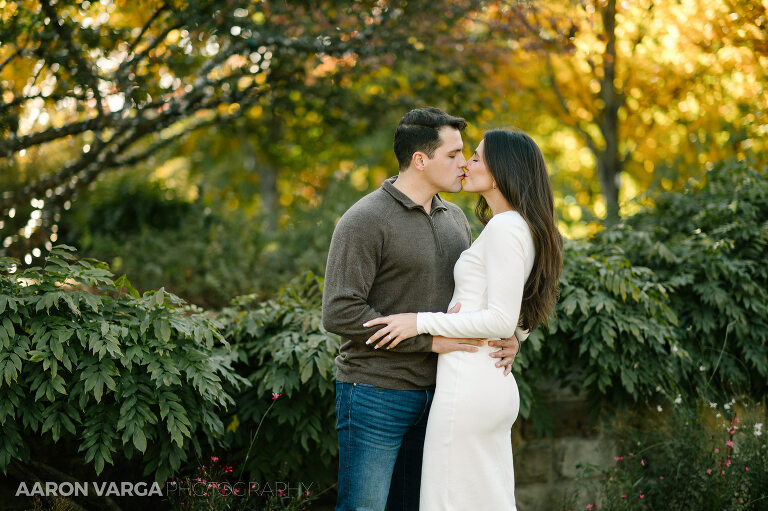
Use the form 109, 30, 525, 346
335, 381, 434, 511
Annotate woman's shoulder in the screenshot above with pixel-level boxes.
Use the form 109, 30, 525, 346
482, 211, 534, 248
486, 210, 528, 231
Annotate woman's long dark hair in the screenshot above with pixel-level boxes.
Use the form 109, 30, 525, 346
475, 128, 563, 331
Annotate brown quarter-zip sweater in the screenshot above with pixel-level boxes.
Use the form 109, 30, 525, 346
322, 176, 471, 390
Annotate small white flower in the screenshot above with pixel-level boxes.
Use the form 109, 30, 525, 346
655, 386, 662, 392
699, 365, 706, 371
716, 413, 722, 418
724, 404, 731, 410
709, 402, 717, 408
672, 345, 679, 353
674, 395, 682, 404
657, 405, 663, 412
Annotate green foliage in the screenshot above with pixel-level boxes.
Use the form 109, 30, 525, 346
0, 246, 248, 482
621, 161, 768, 399
515, 238, 679, 428
517, 160, 768, 430
61, 174, 194, 238
567, 397, 768, 510
57, 169, 359, 308
216, 273, 340, 489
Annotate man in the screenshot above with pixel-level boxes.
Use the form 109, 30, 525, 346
322, 107, 520, 511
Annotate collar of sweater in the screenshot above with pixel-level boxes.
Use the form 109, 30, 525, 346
381, 176, 448, 214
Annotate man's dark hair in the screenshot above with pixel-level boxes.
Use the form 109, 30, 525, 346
393, 107, 467, 171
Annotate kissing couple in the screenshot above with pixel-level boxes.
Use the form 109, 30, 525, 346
323, 107, 563, 510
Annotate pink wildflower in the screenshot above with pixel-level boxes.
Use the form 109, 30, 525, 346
586, 505, 594, 510
621, 494, 627, 499
614, 456, 624, 461
211, 456, 219, 462
641, 459, 645, 466
706, 469, 712, 474
726, 440, 734, 448
628, 452, 634, 456
735, 417, 740, 423
639, 494, 645, 499
746, 467, 749, 471
272, 392, 281, 400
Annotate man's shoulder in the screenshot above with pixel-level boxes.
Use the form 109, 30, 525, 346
336, 188, 393, 227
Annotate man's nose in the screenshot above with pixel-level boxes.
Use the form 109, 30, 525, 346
458, 154, 467, 168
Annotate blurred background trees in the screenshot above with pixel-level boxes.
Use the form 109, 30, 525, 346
1, 0, 766, 303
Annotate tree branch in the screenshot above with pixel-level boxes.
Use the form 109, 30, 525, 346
40, 0, 106, 119
125, 3, 170, 57
0, 115, 117, 156
546, 53, 599, 155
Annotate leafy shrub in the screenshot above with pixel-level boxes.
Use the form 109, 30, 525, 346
518, 160, 768, 429
216, 272, 340, 490
620, 161, 768, 400
516, 238, 679, 429
0, 246, 248, 483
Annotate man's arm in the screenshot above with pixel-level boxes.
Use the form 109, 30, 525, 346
321, 208, 434, 352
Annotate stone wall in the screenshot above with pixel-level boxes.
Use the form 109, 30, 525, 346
513, 384, 616, 511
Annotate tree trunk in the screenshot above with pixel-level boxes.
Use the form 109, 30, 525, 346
599, 0, 622, 224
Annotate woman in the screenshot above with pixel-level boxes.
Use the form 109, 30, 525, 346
364, 128, 563, 510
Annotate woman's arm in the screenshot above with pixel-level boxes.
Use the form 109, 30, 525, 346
417, 215, 533, 339
363, 214, 534, 347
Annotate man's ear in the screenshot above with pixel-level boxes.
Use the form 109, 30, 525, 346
412, 152, 427, 171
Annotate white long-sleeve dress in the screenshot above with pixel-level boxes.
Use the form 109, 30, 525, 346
417, 210, 535, 511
